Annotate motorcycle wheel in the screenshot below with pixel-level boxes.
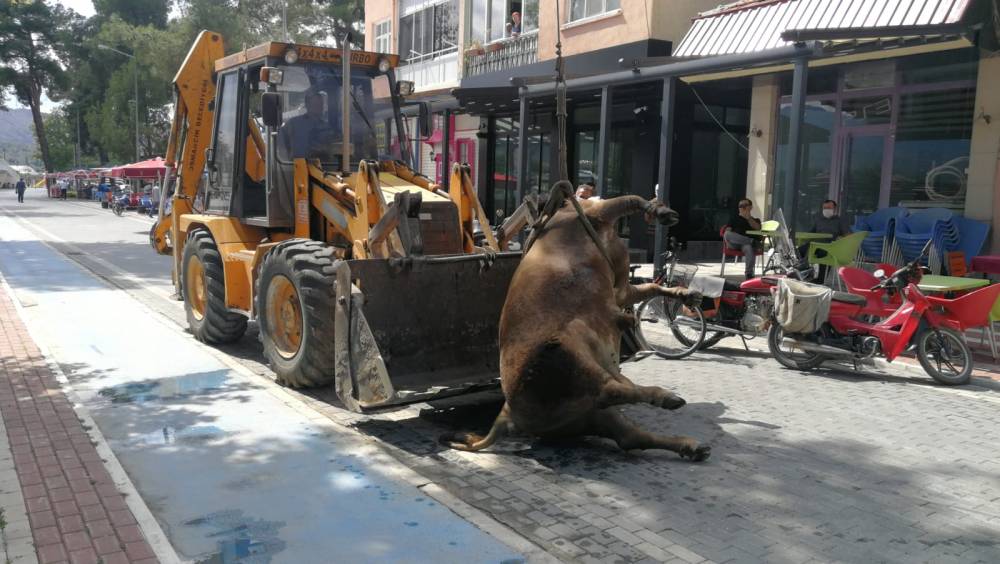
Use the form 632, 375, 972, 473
916, 327, 972, 386
767, 324, 825, 370
637, 297, 706, 359
113, 204, 123, 216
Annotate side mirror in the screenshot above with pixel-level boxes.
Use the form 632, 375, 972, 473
873, 269, 885, 280
262, 92, 282, 128
417, 102, 432, 138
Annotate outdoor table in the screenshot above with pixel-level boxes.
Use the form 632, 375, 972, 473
971, 255, 1000, 276
917, 275, 990, 294
794, 232, 833, 245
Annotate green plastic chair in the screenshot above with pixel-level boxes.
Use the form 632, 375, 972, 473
807, 231, 869, 288
760, 220, 780, 232
985, 295, 1000, 360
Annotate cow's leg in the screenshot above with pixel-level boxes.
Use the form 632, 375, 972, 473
586, 195, 660, 224
589, 408, 711, 461
618, 281, 693, 308
596, 376, 686, 410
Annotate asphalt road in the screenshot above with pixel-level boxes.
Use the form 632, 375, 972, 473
3, 188, 1000, 564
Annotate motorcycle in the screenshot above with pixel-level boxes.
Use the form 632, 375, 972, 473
768, 240, 998, 385
687, 209, 814, 350
110, 191, 130, 217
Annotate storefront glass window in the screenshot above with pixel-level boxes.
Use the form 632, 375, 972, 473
900, 49, 978, 85
841, 96, 892, 127
774, 100, 836, 231
890, 88, 975, 208
491, 118, 519, 220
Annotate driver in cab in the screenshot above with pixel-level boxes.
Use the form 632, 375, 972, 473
278, 89, 333, 160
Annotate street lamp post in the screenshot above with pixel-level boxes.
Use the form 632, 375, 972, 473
98, 44, 140, 162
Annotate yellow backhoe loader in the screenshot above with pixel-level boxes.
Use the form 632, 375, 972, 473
151, 31, 535, 411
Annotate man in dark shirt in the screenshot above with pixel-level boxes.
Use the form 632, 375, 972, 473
15, 178, 26, 203
811, 199, 850, 238
724, 198, 762, 279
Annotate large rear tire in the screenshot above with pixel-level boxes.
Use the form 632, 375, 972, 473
182, 230, 247, 344
916, 327, 972, 386
257, 240, 338, 388
767, 324, 825, 370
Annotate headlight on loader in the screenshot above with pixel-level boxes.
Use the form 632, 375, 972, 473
378, 57, 391, 73
284, 47, 299, 64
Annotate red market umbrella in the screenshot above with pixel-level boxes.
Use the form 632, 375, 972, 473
110, 157, 166, 179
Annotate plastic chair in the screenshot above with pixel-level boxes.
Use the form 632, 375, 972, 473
895, 209, 954, 263
720, 226, 763, 276
853, 207, 908, 261
987, 295, 1000, 360
808, 231, 868, 288
927, 284, 1000, 360
952, 217, 989, 268
838, 266, 901, 316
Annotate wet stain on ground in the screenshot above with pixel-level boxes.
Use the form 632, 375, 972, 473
185, 509, 286, 563
98, 370, 232, 404
126, 425, 227, 447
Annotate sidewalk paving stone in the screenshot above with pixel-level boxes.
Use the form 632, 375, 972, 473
0, 284, 158, 563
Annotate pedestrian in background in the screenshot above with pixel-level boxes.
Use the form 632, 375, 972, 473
15, 177, 26, 203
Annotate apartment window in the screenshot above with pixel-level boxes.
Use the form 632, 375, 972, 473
374, 20, 392, 54
470, 0, 538, 44
569, 0, 619, 22
399, 1, 458, 61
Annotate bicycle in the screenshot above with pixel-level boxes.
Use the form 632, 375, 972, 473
632, 237, 708, 359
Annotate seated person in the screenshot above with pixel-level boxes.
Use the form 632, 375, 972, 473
798, 199, 851, 256
723, 198, 762, 280
278, 89, 336, 160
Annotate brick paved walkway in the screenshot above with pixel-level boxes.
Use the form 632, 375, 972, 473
0, 284, 158, 564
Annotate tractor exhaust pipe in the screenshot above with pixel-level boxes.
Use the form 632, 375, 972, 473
341, 32, 352, 175
781, 338, 853, 358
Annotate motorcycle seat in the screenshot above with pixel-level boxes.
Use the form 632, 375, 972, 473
831, 291, 866, 306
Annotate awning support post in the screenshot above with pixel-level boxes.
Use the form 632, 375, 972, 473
653, 77, 676, 275
595, 85, 613, 197
783, 56, 809, 230
515, 87, 529, 206
441, 109, 451, 183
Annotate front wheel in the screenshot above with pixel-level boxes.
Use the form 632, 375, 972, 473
767, 324, 825, 370
257, 240, 338, 388
916, 327, 972, 385
636, 297, 706, 359
113, 203, 123, 216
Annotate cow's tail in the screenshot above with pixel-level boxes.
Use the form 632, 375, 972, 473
440, 402, 512, 452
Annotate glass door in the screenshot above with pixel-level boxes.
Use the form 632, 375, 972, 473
838, 129, 891, 223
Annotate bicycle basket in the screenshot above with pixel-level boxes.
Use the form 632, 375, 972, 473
774, 278, 832, 334
667, 264, 699, 287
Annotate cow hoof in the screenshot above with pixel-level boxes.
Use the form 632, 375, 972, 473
680, 444, 711, 462
438, 432, 472, 447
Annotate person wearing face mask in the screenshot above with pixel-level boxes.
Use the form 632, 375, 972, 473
811, 199, 850, 239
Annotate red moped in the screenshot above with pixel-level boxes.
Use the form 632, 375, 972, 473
767, 242, 998, 385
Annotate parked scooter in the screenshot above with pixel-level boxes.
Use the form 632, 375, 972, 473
137, 194, 158, 217
768, 241, 998, 385
688, 209, 814, 349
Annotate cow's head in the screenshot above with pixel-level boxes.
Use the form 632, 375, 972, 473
644, 199, 679, 228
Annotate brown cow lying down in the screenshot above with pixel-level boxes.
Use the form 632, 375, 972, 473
443, 194, 711, 461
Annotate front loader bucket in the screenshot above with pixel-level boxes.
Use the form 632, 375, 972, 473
332, 253, 520, 411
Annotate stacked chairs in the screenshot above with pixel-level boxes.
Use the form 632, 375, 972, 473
852, 207, 908, 262
894, 208, 954, 264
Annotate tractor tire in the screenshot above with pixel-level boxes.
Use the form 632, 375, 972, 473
256, 240, 338, 388
182, 230, 247, 344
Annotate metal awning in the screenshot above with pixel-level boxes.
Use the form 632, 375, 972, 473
674, 0, 976, 57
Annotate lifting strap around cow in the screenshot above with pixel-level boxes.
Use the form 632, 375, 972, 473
774, 278, 832, 334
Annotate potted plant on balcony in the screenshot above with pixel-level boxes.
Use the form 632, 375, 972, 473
486, 41, 504, 53
465, 40, 485, 57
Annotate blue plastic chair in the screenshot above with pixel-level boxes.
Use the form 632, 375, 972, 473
952, 216, 989, 268
895, 209, 954, 263
853, 207, 908, 261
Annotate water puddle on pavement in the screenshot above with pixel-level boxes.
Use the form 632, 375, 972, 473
184, 510, 287, 563
97, 370, 232, 403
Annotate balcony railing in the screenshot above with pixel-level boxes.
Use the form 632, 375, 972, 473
397, 45, 460, 90
463, 32, 538, 78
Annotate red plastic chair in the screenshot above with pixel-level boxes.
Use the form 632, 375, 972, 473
838, 266, 901, 317
720, 226, 763, 276
926, 283, 1000, 332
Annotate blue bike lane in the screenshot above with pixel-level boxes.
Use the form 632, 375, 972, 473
0, 214, 525, 563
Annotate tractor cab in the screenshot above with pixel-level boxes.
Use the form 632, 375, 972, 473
200, 41, 420, 229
